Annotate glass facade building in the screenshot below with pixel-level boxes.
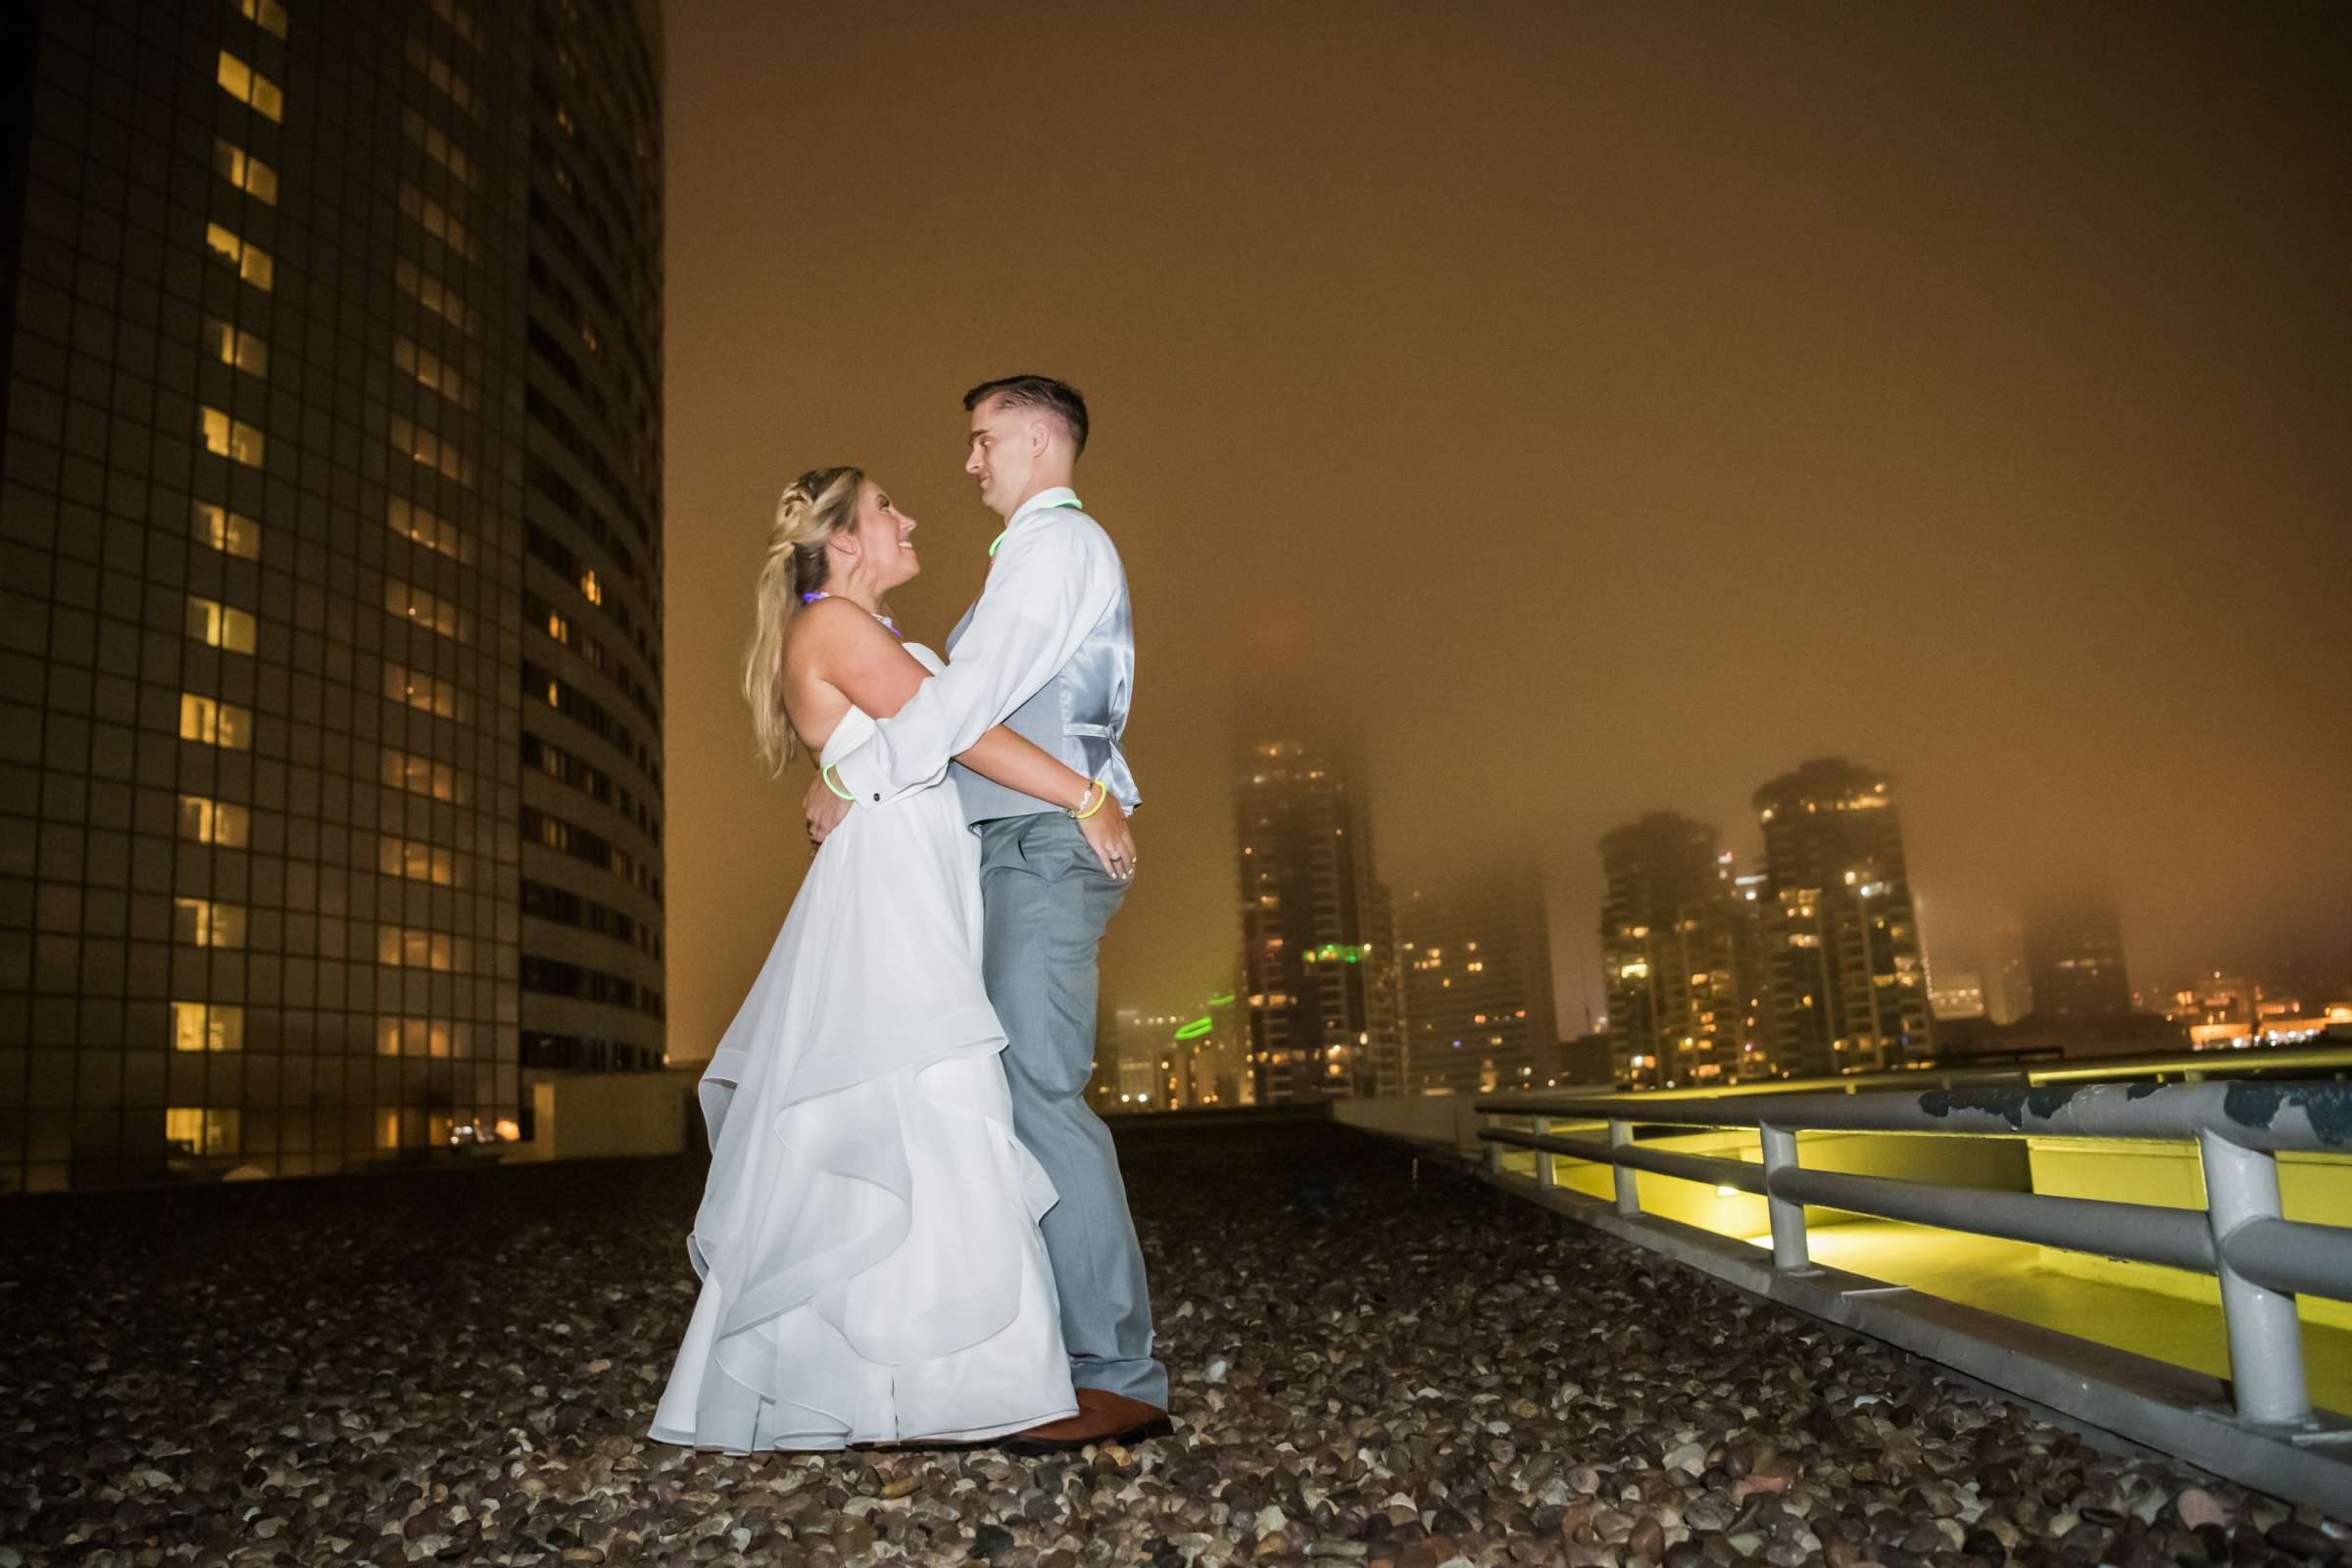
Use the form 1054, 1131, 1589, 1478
1752, 757, 1931, 1077
1597, 811, 1755, 1091
1399, 862, 1558, 1097
1234, 736, 1405, 1103
0, 0, 663, 1193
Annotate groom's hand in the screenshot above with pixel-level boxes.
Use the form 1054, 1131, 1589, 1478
804, 774, 852, 848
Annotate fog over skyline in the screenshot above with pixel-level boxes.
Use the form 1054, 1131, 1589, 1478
662, 1, 2351, 1060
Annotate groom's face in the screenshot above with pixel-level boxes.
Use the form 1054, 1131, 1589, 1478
964, 396, 1034, 518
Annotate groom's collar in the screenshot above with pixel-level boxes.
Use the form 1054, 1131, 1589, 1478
987, 487, 1084, 559
1005, 486, 1081, 528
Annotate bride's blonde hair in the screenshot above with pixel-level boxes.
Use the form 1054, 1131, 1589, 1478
743, 466, 864, 774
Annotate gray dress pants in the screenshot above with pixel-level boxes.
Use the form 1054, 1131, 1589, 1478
976, 812, 1169, 1408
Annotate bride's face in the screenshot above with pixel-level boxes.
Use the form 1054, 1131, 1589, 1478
846, 480, 921, 591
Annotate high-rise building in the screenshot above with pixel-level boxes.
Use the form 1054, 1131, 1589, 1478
1098, 989, 1251, 1114
1235, 736, 1403, 1102
1753, 759, 1932, 1076
1399, 862, 1559, 1096
1598, 813, 1754, 1089
0, 0, 663, 1193
2023, 893, 2132, 1019
1928, 969, 1986, 1020
1984, 919, 2034, 1024
1098, 1006, 1172, 1113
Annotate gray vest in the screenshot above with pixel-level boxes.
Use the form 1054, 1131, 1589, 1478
947, 559, 1140, 826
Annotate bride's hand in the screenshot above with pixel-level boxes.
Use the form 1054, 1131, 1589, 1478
804, 772, 851, 849
1077, 796, 1136, 882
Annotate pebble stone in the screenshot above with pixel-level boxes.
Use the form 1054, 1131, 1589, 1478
1, 1116, 2346, 1566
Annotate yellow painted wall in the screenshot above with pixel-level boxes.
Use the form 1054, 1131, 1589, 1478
2024, 1139, 2352, 1330
1499, 1126, 2031, 1239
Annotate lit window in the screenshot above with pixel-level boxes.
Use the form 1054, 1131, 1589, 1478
384, 662, 464, 719
238, 0, 289, 39
393, 336, 473, 408
390, 415, 473, 485
178, 693, 254, 750
399, 183, 479, 261
202, 316, 268, 376
185, 594, 259, 654
216, 50, 282, 121
166, 1107, 241, 1155
203, 222, 273, 290
378, 926, 461, 971
379, 836, 459, 886
173, 898, 247, 949
401, 110, 480, 188
429, 0, 482, 48
385, 577, 465, 640
212, 138, 278, 203
395, 260, 472, 332
381, 748, 465, 803
579, 568, 603, 606
200, 407, 265, 466
191, 501, 261, 559
406, 36, 474, 114
387, 496, 467, 562
176, 795, 252, 847
172, 1002, 245, 1053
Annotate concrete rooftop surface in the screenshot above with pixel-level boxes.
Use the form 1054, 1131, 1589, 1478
2, 1117, 2346, 1568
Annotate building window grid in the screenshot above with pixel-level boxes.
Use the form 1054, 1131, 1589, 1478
0, 0, 663, 1195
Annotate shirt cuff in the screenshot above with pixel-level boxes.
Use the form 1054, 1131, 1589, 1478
831, 741, 895, 805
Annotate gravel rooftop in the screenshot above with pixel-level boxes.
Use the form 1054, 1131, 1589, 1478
2, 1115, 2345, 1568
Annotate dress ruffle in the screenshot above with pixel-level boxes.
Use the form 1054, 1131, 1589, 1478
650, 647, 1075, 1451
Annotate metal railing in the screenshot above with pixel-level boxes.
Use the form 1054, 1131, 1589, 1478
1475, 1079, 2352, 1430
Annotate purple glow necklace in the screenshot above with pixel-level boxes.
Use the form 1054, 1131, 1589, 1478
800, 591, 903, 638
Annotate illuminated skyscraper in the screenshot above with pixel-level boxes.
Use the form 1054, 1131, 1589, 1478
1753, 759, 1931, 1076
1234, 736, 1403, 1102
1598, 813, 1753, 1089
1399, 862, 1558, 1096
1097, 989, 1250, 1114
0, 0, 663, 1192
1928, 969, 1987, 1020
2023, 893, 2132, 1019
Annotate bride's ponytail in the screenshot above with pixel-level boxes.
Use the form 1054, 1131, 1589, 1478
743, 466, 864, 775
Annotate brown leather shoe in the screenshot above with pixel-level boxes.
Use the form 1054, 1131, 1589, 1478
1001, 1389, 1172, 1454
1075, 1388, 1173, 1440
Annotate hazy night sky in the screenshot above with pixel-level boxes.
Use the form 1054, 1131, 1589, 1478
660, 1, 2351, 1062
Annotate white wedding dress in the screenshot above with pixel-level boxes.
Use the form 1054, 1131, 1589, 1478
651, 644, 1077, 1450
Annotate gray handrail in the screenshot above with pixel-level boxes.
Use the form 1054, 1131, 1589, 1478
1472, 1079, 2352, 1429
1481, 1080, 2352, 1154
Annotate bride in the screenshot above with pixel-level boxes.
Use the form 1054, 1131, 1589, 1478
651, 466, 1137, 1450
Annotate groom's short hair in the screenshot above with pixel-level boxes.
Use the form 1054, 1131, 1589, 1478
963, 375, 1089, 456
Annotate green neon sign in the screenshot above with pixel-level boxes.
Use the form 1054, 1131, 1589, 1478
1173, 1018, 1214, 1041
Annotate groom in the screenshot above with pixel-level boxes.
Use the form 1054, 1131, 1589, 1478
806, 374, 1169, 1448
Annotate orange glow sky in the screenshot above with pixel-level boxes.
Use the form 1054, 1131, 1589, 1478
660, 2, 2351, 1058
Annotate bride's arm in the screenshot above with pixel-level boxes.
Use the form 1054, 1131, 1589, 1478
956, 729, 1136, 879
812, 609, 1132, 874
956, 727, 1094, 812
815, 606, 1097, 807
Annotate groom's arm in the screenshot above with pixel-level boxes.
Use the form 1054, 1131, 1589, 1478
828, 515, 1121, 805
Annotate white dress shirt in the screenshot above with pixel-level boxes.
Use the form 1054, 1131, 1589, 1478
831, 486, 1124, 807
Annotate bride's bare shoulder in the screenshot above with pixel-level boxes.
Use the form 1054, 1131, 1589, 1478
783, 596, 866, 658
